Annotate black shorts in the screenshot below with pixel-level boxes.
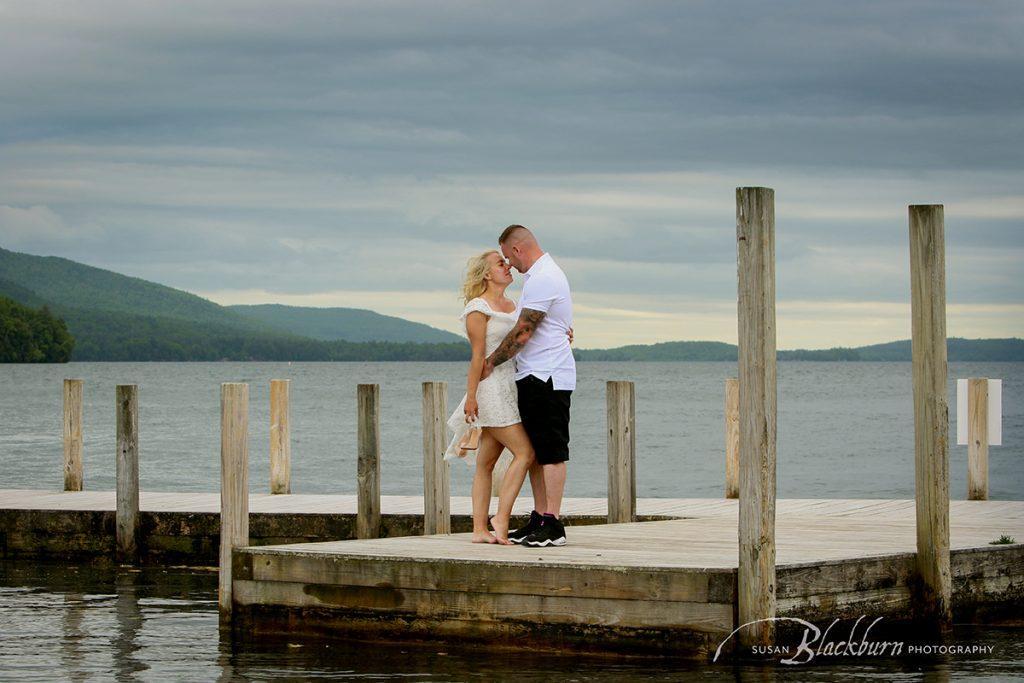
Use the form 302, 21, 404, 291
516, 374, 571, 465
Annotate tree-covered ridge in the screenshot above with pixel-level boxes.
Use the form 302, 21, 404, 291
0, 246, 272, 333
0, 271, 469, 362
228, 303, 464, 344
1, 246, 1020, 362
0, 295, 75, 362
574, 338, 1024, 361
64, 305, 469, 361
574, 341, 737, 361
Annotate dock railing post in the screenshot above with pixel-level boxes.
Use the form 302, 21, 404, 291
115, 384, 140, 564
967, 377, 989, 501
909, 204, 952, 628
63, 378, 84, 491
269, 379, 291, 494
735, 187, 777, 648
725, 378, 739, 499
607, 380, 636, 523
219, 382, 249, 618
357, 383, 382, 539
422, 381, 450, 535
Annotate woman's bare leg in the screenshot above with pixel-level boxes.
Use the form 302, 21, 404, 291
471, 431, 502, 543
485, 423, 536, 543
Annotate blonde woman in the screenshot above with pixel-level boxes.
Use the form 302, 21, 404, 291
444, 250, 537, 544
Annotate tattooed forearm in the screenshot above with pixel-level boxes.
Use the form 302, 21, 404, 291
487, 308, 546, 367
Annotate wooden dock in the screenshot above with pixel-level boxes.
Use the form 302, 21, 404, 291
0, 489, 648, 564
227, 498, 1024, 657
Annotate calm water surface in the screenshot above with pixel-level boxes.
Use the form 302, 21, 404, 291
1, 561, 1022, 681
2, 362, 1023, 680
0, 361, 1021, 499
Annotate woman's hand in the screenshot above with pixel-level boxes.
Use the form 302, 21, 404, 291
464, 396, 479, 422
567, 327, 574, 345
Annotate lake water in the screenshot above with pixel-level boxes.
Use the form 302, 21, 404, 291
1, 361, 1022, 680
0, 562, 1022, 681
0, 361, 1021, 499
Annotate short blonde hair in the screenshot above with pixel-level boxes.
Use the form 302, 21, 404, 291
461, 250, 499, 304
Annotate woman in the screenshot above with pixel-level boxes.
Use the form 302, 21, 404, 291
444, 250, 536, 544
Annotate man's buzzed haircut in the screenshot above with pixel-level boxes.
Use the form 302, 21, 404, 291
499, 224, 532, 244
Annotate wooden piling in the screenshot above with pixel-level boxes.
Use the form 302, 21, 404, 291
909, 204, 952, 627
422, 381, 450, 535
115, 385, 139, 563
63, 379, 84, 491
725, 378, 739, 499
219, 382, 249, 617
967, 378, 989, 501
269, 379, 291, 494
735, 187, 778, 647
357, 384, 382, 539
607, 380, 637, 524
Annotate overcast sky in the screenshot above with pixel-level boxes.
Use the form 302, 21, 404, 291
1, 1, 1021, 348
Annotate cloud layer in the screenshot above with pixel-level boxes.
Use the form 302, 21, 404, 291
1, 1, 1021, 347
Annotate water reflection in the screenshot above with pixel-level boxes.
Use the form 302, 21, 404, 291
2, 560, 1022, 681
59, 593, 88, 683
112, 571, 148, 680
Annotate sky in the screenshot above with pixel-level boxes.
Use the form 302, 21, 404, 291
1, 1, 1021, 349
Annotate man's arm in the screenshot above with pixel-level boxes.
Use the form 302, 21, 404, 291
481, 308, 546, 378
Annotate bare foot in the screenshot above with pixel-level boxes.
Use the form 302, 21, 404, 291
471, 531, 498, 544
489, 516, 512, 545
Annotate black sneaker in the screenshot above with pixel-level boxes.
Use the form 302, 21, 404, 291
523, 515, 566, 547
508, 510, 543, 544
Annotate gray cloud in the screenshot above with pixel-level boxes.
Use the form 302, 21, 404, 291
0, 1, 1021, 346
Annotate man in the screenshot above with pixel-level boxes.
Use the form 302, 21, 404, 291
482, 224, 575, 547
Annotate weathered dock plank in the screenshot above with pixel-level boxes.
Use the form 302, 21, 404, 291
230, 500, 1024, 657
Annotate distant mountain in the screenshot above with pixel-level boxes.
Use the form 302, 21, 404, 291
228, 303, 463, 344
574, 341, 737, 361
0, 246, 468, 361
576, 338, 1024, 362
0, 246, 271, 333
2, 246, 1020, 363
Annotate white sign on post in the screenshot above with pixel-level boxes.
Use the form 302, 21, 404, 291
956, 379, 1002, 446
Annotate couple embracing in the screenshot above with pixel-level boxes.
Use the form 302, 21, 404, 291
443, 225, 575, 547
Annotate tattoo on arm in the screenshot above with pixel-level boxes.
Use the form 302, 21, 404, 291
488, 308, 546, 367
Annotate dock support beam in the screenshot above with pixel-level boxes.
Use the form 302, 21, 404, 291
422, 381, 450, 535
607, 380, 636, 524
909, 204, 952, 628
735, 187, 778, 648
269, 379, 291, 494
357, 383, 382, 539
219, 382, 249, 618
724, 378, 739, 499
115, 384, 140, 563
967, 377, 989, 501
63, 378, 84, 491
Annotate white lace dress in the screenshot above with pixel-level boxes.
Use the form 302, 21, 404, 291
444, 297, 521, 464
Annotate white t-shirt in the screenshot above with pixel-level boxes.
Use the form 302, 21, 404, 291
515, 252, 576, 390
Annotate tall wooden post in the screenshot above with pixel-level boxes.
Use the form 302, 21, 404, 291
909, 204, 952, 627
967, 378, 989, 501
607, 381, 636, 524
735, 187, 777, 647
219, 382, 249, 617
63, 379, 84, 491
269, 379, 291, 494
725, 378, 740, 499
115, 385, 140, 563
357, 384, 382, 539
422, 381, 450, 535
